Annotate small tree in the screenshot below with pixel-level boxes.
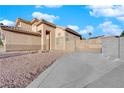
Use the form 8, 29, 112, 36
0, 23, 4, 45
0, 23, 3, 26
121, 31, 124, 37
88, 31, 92, 39
0, 38, 3, 45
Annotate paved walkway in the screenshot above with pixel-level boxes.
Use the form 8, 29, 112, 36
27, 52, 122, 88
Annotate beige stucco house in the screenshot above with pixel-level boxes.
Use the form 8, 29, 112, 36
0, 18, 82, 52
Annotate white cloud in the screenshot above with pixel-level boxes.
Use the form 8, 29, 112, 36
67, 25, 95, 37
88, 5, 124, 17
32, 12, 59, 22
88, 5, 124, 22
35, 5, 62, 8
79, 25, 94, 35
44, 5, 63, 8
99, 21, 122, 36
67, 25, 79, 31
117, 16, 124, 22
35, 5, 43, 8
0, 19, 15, 26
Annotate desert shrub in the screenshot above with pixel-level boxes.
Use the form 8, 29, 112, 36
0, 38, 3, 45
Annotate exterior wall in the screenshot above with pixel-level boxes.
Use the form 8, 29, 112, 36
0, 28, 5, 45
55, 27, 65, 50
65, 40, 76, 52
120, 37, 124, 60
102, 37, 119, 59
17, 22, 32, 31
55, 27, 81, 51
65, 37, 102, 53
87, 39, 102, 49
81, 39, 102, 52
0, 28, 5, 51
1, 19, 90, 52
65, 31, 80, 41
37, 24, 55, 51
46, 33, 50, 50
64, 32, 102, 53
65, 31, 81, 52
3, 30, 41, 51
1, 25, 102, 52
102, 37, 124, 60
32, 23, 37, 32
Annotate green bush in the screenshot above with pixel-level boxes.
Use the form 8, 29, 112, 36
0, 38, 3, 45
121, 31, 124, 37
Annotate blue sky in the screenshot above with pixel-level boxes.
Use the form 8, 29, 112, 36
0, 5, 124, 38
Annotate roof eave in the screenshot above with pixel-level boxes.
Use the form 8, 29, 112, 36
1, 26, 41, 36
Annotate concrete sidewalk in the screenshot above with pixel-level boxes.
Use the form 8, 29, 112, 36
27, 52, 121, 88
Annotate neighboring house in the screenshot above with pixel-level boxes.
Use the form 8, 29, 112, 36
0, 18, 82, 52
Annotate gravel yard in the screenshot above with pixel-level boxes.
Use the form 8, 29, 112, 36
0, 51, 65, 88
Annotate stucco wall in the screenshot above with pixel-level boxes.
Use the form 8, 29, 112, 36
64, 32, 102, 52
55, 27, 65, 50
3, 30, 41, 51
102, 37, 124, 60
55, 27, 82, 51
17, 22, 32, 31
65, 39, 102, 52
65, 31, 82, 52
37, 24, 56, 50
76, 39, 102, 52
102, 37, 119, 59
32, 23, 37, 32
65, 31, 80, 41
87, 39, 102, 50
120, 37, 124, 60
66, 40, 75, 52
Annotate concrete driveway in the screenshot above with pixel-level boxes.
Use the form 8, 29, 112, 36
87, 60, 124, 88
27, 52, 122, 88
